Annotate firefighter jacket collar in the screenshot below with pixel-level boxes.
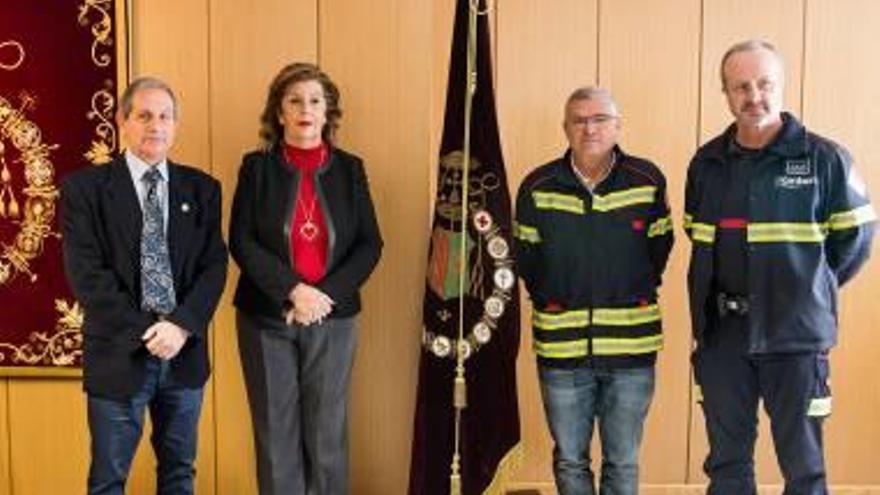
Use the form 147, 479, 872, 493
698, 112, 806, 162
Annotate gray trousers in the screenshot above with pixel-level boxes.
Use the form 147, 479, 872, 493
237, 310, 357, 495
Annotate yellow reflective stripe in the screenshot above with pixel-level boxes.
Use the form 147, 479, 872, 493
592, 186, 656, 212
592, 304, 661, 326
592, 334, 664, 355
647, 216, 673, 238
533, 339, 589, 359
532, 309, 590, 330
828, 204, 877, 230
532, 191, 585, 214
683, 213, 694, 230
514, 222, 541, 243
690, 222, 716, 244
747, 222, 827, 243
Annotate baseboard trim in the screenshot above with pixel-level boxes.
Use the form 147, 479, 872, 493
504, 483, 880, 494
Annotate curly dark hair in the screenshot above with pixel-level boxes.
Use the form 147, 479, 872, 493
259, 62, 342, 146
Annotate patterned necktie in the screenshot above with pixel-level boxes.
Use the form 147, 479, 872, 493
140, 168, 176, 314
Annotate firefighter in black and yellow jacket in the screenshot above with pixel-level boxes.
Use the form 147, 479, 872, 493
685, 40, 875, 495
514, 87, 673, 495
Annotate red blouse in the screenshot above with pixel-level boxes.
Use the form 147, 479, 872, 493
285, 143, 329, 284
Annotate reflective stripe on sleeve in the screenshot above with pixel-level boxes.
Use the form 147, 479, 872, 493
647, 216, 673, 237
514, 222, 541, 243
828, 204, 877, 230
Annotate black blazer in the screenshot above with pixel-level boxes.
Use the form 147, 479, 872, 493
230, 145, 382, 319
61, 156, 228, 400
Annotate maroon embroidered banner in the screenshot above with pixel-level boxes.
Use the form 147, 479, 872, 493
409, 0, 521, 493
0, 0, 128, 375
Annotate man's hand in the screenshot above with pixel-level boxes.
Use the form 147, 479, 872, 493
286, 283, 334, 326
142, 320, 190, 360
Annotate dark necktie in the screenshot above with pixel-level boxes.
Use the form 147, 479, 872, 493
140, 168, 176, 314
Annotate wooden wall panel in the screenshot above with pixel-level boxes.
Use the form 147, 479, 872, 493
8, 382, 88, 493
690, 0, 806, 485
598, 0, 701, 484
0, 381, 9, 493
208, 1, 317, 493
700, 0, 805, 142
497, 0, 598, 485
130, 0, 211, 172
803, 0, 880, 485
319, 0, 432, 492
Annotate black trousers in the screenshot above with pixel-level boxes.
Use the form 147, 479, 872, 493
693, 314, 831, 495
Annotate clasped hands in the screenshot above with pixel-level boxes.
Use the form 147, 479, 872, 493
142, 319, 189, 361
285, 283, 334, 326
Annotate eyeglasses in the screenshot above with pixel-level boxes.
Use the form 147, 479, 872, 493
568, 113, 618, 127
725, 78, 777, 96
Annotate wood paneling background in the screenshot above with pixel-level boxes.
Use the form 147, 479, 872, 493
2, 1, 877, 493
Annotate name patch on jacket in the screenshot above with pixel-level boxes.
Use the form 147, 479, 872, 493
777, 159, 817, 189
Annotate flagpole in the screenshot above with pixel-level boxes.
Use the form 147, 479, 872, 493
449, 1, 481, 493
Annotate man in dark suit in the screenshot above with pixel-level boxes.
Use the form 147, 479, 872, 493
62, 76, 227, 495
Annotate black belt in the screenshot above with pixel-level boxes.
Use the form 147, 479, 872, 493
716, 292, 749, 316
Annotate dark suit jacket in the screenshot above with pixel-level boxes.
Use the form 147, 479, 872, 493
230, 145, 382, 319
62, 156, 228, 400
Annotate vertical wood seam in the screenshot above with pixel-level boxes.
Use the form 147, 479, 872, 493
204, 0, 218, 491
595, 0, 602, 86
799, 0, 809, 120
685, 0, 706, 485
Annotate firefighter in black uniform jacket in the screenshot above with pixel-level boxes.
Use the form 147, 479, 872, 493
515, 87, 673, 495
685, 40, 875, 495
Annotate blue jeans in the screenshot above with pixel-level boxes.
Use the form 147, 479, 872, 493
87, 358, 204, 495
538, 365, 655, 495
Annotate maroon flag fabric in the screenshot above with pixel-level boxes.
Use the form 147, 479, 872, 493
409, 0, 521, 493
0, 0, 125, 373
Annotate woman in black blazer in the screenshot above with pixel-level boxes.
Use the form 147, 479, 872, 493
229, 62, 382, 494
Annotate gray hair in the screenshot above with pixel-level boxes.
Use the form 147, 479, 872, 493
720, 39, 784, 88
565, 86, 619, 118
119, 76, 178, 119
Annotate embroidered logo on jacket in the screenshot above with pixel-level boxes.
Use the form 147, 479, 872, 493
777, 159, 817, 189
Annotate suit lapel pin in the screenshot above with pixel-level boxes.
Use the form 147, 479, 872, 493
181, 202, 191, 213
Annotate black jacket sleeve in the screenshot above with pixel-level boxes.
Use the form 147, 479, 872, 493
514, 178, 541, 298
824, 145, 875, 286
229, 155, 301, 309
61, 174, 153, 343
646, 174, 674, 284
316, 159, 383, 302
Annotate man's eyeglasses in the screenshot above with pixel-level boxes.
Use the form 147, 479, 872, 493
569, 113, 618, 127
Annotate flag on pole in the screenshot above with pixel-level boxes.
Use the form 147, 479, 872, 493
408, 0, 521, 493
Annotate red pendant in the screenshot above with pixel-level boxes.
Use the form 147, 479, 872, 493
300, 220, 319, 241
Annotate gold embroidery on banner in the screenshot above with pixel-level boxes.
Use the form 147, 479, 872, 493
85, 87, 116, 164
77, 0, 114, 68
0, 299, 83, 366
0, 40, 25, 71
0, 94, 59, 285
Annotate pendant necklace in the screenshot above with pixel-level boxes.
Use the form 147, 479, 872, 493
298, 194, 319, 241
296, 145, 326, 242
